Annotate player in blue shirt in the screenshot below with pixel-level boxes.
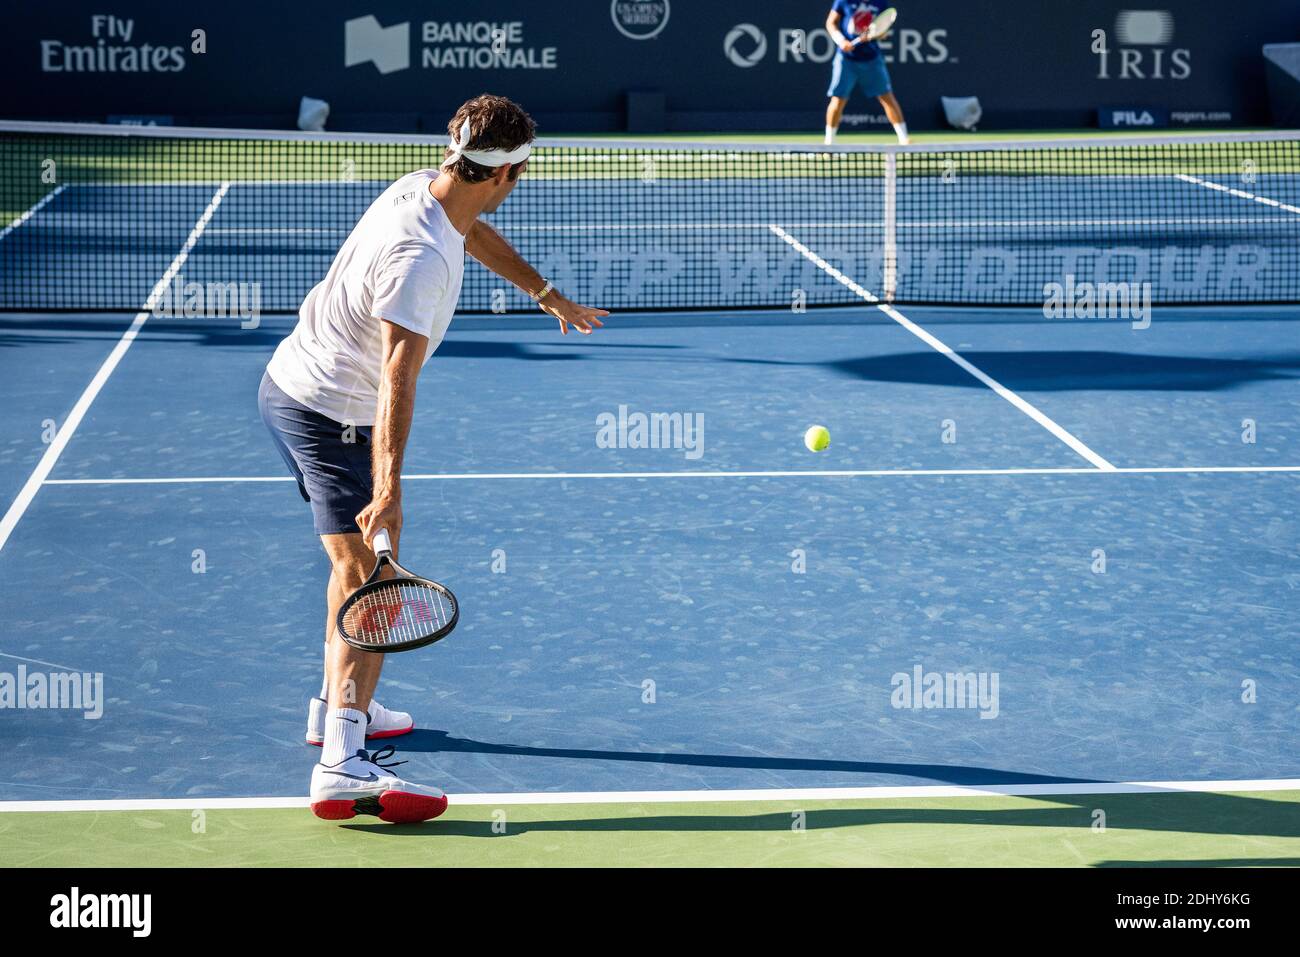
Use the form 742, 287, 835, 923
824, 2, 909, 144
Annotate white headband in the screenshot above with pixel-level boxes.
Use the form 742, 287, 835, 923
441, 119, 532, 170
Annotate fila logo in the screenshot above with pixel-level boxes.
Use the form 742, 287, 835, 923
1113, 109, 1156, 125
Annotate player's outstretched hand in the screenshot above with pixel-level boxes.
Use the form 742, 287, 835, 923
542, 291, 608, 335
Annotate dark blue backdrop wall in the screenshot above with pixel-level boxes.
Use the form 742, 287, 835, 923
1, 2, 1295, 132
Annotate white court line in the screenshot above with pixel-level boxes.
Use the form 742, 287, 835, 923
768, 224, 1115, 471
403, 216, 1294, 232
0, 651, 83, 672
1, 778, 1297, 813
39, 465, 1300, 486
889, 216, 1295, 229
160, 215, 1296, 236
0, 183, 231, 555
1174, 173, 1300, 216
0, 184, 66, 242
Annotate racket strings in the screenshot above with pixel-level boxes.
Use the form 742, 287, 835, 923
342, 581, 454, 647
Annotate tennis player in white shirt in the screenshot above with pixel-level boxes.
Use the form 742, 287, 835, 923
259, 94, 607, 823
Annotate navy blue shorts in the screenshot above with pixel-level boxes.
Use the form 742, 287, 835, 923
258, 371, 374, 536
828, 53, 892, 99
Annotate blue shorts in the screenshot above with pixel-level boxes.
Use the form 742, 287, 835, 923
258, 371, 374, 536
827, 54, 892, 100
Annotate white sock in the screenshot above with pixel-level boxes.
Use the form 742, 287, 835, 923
317, 688, 379, 719
892, 122, 909, 144
321, 708, 367, 765
824, 125, 837, 145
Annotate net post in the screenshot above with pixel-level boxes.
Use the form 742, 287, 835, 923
883, 150, 898, 301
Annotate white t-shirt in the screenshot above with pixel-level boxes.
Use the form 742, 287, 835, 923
267, 170, 465, 426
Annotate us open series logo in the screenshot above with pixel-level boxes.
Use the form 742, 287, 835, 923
611, 1, 671, 41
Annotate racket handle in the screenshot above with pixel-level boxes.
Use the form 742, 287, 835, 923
372, 528, 394, 556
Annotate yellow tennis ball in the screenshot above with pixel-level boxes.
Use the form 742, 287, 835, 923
804, 425, 830, 452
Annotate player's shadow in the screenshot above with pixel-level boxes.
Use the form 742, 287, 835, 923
344, 785, 1300, 859
0, 317, 289, 350
397, 728, 1097, 786
1095, 858, 1300, 868
435, 341, 583, 361
367, 729, 1300, 847
734, 350, 1300, 392
436, 341, 686, 360
0, 322, 693, 355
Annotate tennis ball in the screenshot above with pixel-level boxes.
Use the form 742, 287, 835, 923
804, 425, 830, 452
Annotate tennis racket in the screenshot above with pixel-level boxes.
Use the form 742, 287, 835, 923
336, 528, 459, 653
851, 6, 897, 45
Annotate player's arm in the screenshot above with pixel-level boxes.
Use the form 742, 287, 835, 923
355, 319, 426, 548
465, 218, 609, 335
826, 9, 852, 52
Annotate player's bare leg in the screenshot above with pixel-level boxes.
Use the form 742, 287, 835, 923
309, 531, 442, 823
305, 559, 413, 745
825, 96, 848, 144
320, 566, 343, 692
321, 532, 384, 714
879, 91, 909, 144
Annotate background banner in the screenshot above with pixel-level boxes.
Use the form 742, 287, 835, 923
1, 2, 1296, 131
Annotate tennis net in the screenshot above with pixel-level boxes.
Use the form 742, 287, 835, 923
1, 121, 1297, 313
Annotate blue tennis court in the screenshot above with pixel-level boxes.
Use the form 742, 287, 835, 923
3, 302, 1298, 799
1, 125, 1299, 874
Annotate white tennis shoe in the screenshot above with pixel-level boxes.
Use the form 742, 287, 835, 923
309, 747, 447, 823
305, 697, 414, 746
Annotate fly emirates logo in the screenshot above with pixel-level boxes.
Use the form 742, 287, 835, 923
41, 15, 190, 73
